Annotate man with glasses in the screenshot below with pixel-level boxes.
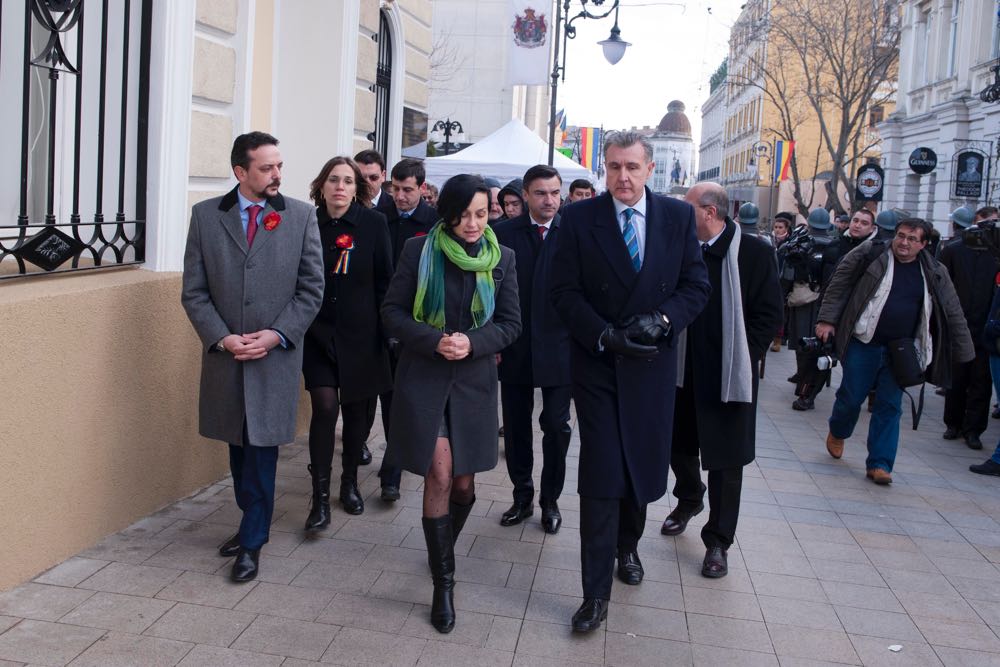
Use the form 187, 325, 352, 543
354, 150, 396, 217
815, 219, 973, 485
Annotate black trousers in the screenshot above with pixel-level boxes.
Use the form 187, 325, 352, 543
944, 348, 992, 437
500, 383, 572, 504
579, 490, 647, 600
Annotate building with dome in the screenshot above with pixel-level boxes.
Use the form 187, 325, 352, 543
624, 101, 697, 194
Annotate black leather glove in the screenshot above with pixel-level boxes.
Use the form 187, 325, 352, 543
601, 325, 658, 359
619, 311, 672, 346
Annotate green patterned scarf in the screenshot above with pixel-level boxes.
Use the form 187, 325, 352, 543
413, 222, 501, 330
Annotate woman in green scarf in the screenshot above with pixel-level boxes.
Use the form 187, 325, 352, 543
382, 174, 521, 633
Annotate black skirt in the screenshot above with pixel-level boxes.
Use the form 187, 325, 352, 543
302, 335, 340, 390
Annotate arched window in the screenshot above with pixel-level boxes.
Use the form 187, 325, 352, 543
372, 10, 393, 158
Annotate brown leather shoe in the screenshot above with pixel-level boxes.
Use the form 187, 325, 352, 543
771, 337, 782, 352
826, 433, 844, 459
866, 468, 892, 485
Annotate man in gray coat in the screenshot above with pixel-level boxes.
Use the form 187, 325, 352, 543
182, 132, 324, 582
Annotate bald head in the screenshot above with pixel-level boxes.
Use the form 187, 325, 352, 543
685, 182, 728, 241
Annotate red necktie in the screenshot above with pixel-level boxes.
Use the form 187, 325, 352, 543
536, 225, 546, 241
247, 204, 262, 247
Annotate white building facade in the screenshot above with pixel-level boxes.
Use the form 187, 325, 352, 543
880, 0, 1000, 232
698, 79, 728, 182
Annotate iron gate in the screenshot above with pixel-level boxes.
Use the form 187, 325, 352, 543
1, 0, 151, 279
371, 10, 392, 158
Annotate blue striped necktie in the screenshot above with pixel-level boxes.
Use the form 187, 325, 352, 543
622, 208, 641, 271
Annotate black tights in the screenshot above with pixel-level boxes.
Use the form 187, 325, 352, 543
423, 436, 475, 518
308, 386, 367, 477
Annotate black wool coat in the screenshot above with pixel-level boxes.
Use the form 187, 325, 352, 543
673, 220, 784, 470
938, 239, 1000, 352
303, 202, 393, 403
387, 198, 438, 265
381, 235, 522, 476
551, 189, 711, 504
493, 213, 571, 387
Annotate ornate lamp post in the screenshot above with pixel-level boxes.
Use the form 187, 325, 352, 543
547, 0, 631, 166
748, 140, 776, 225
431, 118, 464, 156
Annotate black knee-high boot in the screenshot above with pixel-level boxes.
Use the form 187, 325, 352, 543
422, 516, 456, 633
449, 496, 475, 546
305, 464, 332, 531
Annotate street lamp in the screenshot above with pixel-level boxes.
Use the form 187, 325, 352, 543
547, 1, 631, 165
747, 140, 776, 225
431, 118, 464, 156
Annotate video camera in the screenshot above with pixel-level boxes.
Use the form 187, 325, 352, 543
798, 336, 837, 371
961, 218, 1000, 254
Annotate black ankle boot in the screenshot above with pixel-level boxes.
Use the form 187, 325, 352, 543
305, 464, 332, 531
449, 496, 476, 546
339, 469, 364, 515
422, 516, 456, 633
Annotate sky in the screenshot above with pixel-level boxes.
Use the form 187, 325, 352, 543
557, 0, 744, 146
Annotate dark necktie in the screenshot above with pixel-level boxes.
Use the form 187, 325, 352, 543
702, 242, 710, 254
536, 225, 547, 241
247, 204, 262, 248
400, 211, 411, 219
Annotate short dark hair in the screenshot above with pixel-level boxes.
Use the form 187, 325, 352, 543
522, 164, 562, 190
390, 158, 426, 186
895, 217, 933, 242
231, 131, 279, 169
852, 208, 875, 224
308, 156, 371, 208
774, 211, 795, 223
976, 205, 999, 220
437, 174, 491, 228
354, 149, 386, 172
569, 179, 594, 194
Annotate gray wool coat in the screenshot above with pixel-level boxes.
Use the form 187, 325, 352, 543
182, 187, 324, 447
381, 235, 521, 476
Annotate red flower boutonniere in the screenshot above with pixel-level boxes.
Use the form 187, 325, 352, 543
333, 234, 355, 275
263, 211, 281, 231
414, 232, 427, 238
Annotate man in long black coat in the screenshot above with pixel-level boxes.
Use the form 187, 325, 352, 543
494, 165, 572, 535
662, 182, 782, 579
551, 131, 710, 633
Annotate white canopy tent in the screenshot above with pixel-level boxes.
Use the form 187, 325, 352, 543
423, 119, 596, 190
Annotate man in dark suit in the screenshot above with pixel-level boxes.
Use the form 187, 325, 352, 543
552, 131, 710, 633
355, 149, 397, 218
662, 182, 782, 578
182, 132, 324, 582
374, 157, 440, 500
494, 165, 573, 535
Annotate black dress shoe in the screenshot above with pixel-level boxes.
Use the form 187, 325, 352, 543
231, 548, 260, 582
616, 549, 644, 585
970, 459, 1000, 476
540, 499, 561, 534
966, 433, 984, 450
571, 597, 609, 633
360, 443, 373, 466
701, 547, 728, 578
218, 533, 240, 558
660, 503, 704, 536
792, 397, 814, 411
943, 426, 960, 440
380, 484, 400, 502
499, 501, 533, 527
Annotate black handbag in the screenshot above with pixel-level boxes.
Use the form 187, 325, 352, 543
887, 338, 925, 429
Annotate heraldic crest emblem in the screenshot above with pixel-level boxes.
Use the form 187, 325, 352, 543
513, 8, 547, 48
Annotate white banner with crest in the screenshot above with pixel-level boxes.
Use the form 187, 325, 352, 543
506, 1, 551, 86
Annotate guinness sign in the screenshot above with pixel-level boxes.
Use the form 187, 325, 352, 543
908, 147, 937, 174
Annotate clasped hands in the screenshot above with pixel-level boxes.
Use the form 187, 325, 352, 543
222, 330, 281, 361
436, 332, 472, 361
602, 311, 671, 359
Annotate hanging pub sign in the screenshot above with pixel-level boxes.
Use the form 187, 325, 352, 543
954, 150, 985, 199
908, 147, 937, 174
855, 164, 885, 202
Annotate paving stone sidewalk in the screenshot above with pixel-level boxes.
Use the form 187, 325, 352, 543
3, 350, 1000, 666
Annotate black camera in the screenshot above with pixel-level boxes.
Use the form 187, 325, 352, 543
798, 336, 837, 371
961, 219, 1000, 253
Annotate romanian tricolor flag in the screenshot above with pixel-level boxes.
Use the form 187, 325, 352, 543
774, 140, 795, 182
579, 127, 602, 171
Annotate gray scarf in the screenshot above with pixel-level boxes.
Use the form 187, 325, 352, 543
676, 223, 754, 403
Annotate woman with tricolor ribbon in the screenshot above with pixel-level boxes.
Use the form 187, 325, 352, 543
381, 174, 521, 633
301, 156, 394, 526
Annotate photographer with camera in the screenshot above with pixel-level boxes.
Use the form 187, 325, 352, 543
937, 207, 1000, 451
815, 218, 973, 484
778, 208, 840, 410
